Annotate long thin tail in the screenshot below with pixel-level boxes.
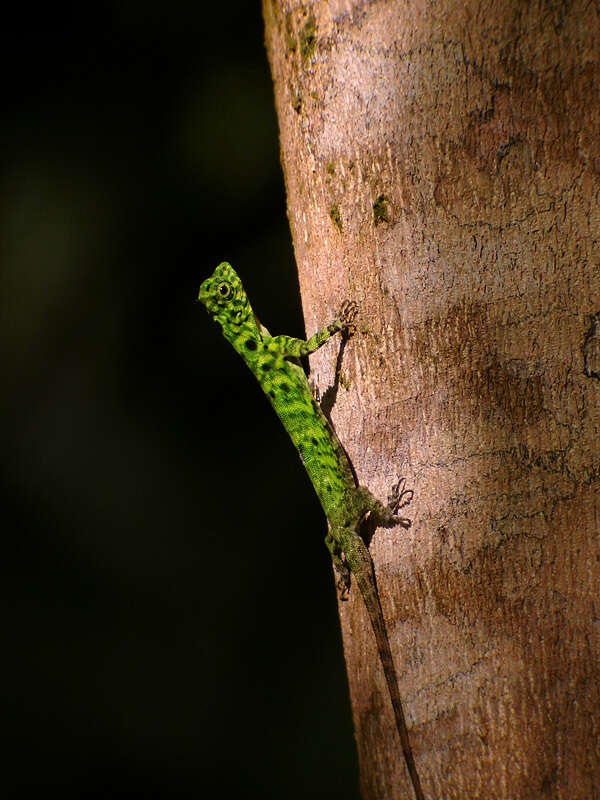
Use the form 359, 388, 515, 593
345, 534, 426, 800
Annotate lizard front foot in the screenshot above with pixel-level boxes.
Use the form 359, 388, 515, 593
337, 299, 358, 339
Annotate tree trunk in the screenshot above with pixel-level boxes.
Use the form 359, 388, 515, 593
262, 2, 600, 798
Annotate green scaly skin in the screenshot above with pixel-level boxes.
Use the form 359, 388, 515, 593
198, 262, 425, 800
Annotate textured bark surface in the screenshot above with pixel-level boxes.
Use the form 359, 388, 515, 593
263, 1, 600, 798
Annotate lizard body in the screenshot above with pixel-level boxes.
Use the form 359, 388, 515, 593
198, 262, 424, 800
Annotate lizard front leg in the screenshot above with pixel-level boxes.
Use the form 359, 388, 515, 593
272, 300, 358, 358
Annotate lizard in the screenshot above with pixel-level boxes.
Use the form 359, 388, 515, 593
198, 262, 425, 800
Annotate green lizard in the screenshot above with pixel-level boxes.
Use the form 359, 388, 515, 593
198, 262, 425, 800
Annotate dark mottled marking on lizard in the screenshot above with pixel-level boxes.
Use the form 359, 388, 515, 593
198, 262, 423, 800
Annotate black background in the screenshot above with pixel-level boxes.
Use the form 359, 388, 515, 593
3, 4, 360, 798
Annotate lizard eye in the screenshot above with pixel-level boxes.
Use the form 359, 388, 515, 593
217, 281, 233, 300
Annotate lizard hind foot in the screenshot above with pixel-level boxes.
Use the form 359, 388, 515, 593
387, 476, 414, 529
326, 529, 352, 599
337, 574, 351, 601
388, 476, 413, 512
334, 560, 352, 600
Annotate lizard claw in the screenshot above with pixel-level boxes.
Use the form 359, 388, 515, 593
388, 476, 414, 513
309, 375, 322, 403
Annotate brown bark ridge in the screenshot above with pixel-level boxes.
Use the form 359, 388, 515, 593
262, 2, 600, 798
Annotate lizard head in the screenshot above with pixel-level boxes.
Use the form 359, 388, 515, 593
198, 262, 253, 331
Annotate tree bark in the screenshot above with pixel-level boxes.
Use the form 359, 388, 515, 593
263, 1, 600, 798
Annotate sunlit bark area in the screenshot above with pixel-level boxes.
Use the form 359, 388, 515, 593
263, 1, 600, 797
